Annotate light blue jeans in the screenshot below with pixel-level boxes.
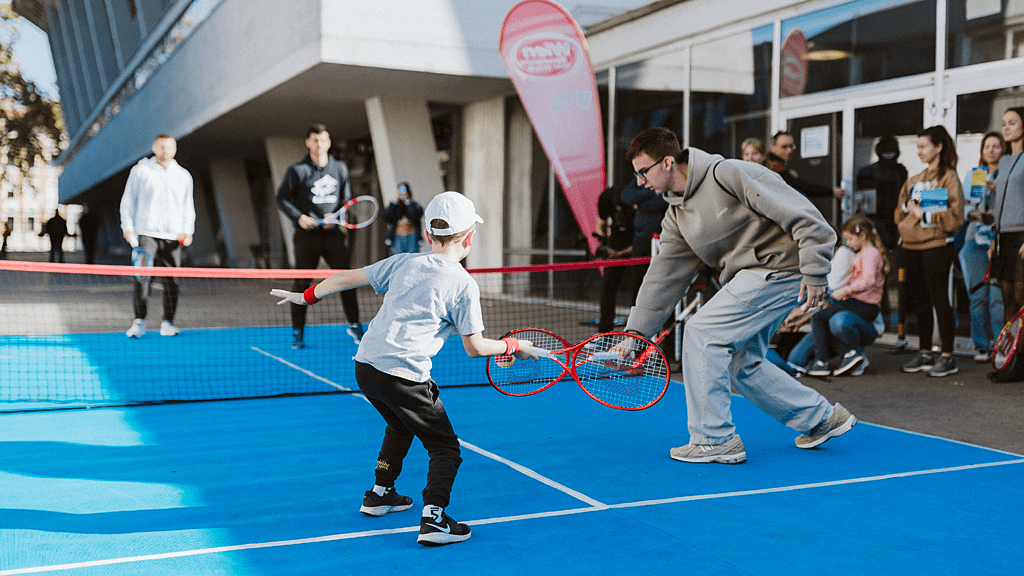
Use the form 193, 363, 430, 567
959, 239, 1004, 353
682, 270, 832, 445
787, 311, 879, 368
392, 233, 420, 255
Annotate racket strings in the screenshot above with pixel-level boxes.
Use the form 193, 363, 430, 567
573, 333, 669, 410
489, 329, 569, 396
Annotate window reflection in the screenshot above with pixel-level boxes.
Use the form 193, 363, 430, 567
948, 0, 1024, 67
613, 58, 684, 186
690, 25, 772, 157
781, 0, 935, 97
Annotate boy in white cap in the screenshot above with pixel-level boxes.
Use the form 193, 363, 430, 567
272, 191, 538, 546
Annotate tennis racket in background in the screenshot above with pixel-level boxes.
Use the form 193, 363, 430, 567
487, 329, 670, 410
314, 195, 380, 229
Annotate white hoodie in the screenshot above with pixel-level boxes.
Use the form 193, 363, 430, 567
120, 157, 195, 241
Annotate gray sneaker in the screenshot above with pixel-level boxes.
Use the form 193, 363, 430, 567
928, 355, 959, 377
795, 403, 857, 449
670, 435, 746, 464
901, 353, 934, 373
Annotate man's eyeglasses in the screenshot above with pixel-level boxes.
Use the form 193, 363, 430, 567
634, 161, 659, 183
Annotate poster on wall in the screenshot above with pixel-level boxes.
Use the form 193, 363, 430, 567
800, 125, 830, 158
500, 0, 606, 255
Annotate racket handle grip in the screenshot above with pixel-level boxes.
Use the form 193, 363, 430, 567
536, 349, 553, 359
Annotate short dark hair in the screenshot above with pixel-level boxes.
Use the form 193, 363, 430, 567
397, 181, 412, 197
771, 130, 792, 144
306, 123, 328, 138
625, 127, 684, 163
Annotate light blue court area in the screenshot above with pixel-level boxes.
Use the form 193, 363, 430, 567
0, 325, 491, 409
1, 381, 1022, 575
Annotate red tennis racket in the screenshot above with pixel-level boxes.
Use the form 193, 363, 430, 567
487, 329, 670, 410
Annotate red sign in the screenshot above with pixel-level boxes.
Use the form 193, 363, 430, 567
781, 29, 808, 97
500, 1, 606, 255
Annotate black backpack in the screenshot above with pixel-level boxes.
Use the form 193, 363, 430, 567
988, 307, 1024, 383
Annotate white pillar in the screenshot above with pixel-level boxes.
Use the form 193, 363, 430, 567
461, 96, 506, 279
209, 158, 261, 268
264, 136, 308, 268
365, 95, 446, 216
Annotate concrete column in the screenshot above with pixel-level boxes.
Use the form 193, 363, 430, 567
208, 158, 261, 268
365, 95, 446, 218
188, 174, 219, 266
263, 136, 308, 268
461, 96, 505, 283
506, 102, 536, 269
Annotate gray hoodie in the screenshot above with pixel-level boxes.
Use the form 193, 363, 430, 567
625, 147, 836, 336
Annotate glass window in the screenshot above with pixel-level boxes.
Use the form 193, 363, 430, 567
947, 0, 1024, 67
690, 25, 773, 158
781, 0, 936, 97
613, 57, 684, 186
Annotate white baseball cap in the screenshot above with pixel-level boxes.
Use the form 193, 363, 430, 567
424, 191, 484, 235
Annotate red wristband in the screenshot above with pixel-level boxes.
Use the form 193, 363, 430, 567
501, 336, 519, 355
303, 285, 322, 305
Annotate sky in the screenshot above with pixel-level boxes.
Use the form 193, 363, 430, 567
13, 14, 58, 99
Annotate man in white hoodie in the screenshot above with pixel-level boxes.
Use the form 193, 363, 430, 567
120, 134, 195, 338
624, 127, 856, 464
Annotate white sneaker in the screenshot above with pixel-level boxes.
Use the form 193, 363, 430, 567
973, 350, 991, 363
850, 355, 869, 376
160, 321, 181, 336
126, 319, 146, 338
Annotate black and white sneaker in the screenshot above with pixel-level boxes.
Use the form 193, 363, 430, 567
417, 505, 471, 546
359, 487, 413, 517
347, 323, 364, 345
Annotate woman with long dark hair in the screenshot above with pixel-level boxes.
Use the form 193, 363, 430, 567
896, 125, 964, 377
991, 107, 1024, 324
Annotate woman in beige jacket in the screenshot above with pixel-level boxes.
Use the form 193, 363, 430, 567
896, 125, 964, 377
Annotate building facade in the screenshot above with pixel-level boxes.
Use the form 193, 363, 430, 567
14, 0, 1024, 269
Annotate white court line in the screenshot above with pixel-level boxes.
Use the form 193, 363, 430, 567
250, 347, 352, 392
254, 348, 605, 507
459, 440, 605, 507
4, 458, 1021, 575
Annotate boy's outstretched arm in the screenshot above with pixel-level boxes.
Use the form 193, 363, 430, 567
271, 268, 370, 305
462, 333, 540, 360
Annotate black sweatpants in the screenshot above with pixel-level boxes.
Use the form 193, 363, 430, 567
903, 244, 955, 353
133, 236, 185, 321
354, 361, 462, 508
290, 228, 360, 330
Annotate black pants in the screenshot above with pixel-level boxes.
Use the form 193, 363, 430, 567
290, 228, 360, 330
598, 262, 631, 332
133, 236, 185, 321
903, 244, 955, 353
355, 361, 462, 508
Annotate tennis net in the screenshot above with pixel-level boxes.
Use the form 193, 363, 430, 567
0, 257, 650, 411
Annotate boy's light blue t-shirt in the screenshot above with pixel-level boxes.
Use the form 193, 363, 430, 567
354, 252, 485, 382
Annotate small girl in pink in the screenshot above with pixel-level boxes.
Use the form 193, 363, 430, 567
806, 214, 888, 376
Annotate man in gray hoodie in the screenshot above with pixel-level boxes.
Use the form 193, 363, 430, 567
623, 127, 857, 464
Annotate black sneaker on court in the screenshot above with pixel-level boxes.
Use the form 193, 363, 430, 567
359, 487, 413, 517
928, 355, 959, 377
795, 403, 857, 449
292, 328, 305, 350
417, 505, 471, 546
901, 352, 934, 373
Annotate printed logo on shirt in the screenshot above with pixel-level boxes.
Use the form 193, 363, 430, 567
311, 174, 339, 206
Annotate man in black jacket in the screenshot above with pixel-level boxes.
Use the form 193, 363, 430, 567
276, 123, 363, 349
767, 131, 845, 201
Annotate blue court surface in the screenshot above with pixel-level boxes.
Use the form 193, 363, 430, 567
2, 357, 1023, 574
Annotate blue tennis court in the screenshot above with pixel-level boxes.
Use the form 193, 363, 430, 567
3, 339, 1022, 575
